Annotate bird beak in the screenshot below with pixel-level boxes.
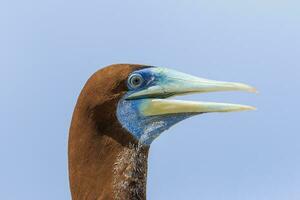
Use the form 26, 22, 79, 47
127, 67, 256, 116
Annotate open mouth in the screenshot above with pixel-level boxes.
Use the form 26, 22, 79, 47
126, 68, 257, 116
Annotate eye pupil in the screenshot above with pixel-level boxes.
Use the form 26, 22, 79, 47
133, 78, 140, 84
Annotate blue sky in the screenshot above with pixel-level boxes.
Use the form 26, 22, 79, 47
1, 0, 299, 199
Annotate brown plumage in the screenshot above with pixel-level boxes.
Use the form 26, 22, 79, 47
69, 64, 149, 200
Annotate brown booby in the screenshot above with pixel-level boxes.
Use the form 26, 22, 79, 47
68, 64, 256, 200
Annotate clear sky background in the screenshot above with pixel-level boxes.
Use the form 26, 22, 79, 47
1, 0, 300, 199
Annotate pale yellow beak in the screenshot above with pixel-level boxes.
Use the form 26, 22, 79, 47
140, 99, 256, 116
128, 67, 257, 116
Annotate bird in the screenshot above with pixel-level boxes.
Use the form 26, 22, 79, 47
68, 64, 256, 200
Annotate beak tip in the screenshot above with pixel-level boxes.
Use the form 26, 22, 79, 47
241, 85, 258, 94
250, 88, 259, 94
245, 106, 257, 111
251, 106, 257, 111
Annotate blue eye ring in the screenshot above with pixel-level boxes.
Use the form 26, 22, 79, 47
128, 73, 144, 89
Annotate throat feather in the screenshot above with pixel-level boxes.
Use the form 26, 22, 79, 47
113, 143, 148, 200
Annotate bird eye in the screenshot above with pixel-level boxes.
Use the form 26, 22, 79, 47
128, 74, 144, 89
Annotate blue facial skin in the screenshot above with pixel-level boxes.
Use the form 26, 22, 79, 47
116, 67, 194, 145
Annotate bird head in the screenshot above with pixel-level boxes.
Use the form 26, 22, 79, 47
69, 63, 256, 199
82, 64, 256, 146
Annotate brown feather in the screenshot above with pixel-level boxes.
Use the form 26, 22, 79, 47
68, 64, 150, 200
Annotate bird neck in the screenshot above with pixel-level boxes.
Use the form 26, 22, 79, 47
113, 143, 149, 200
68, 103, 149, 200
